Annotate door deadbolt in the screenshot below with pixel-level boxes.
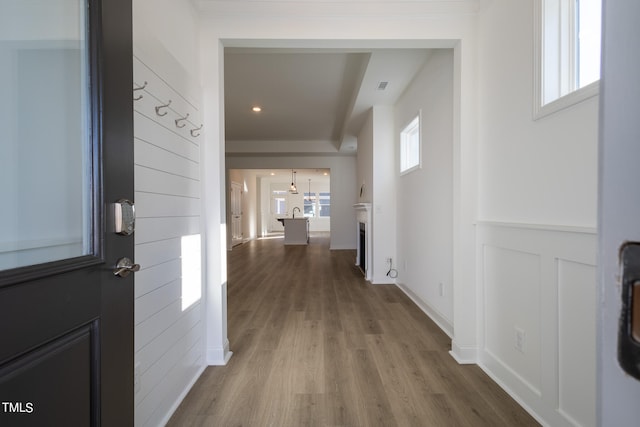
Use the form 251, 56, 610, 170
114, 257, 140, 278
618, 242, 640, 380
114, 199, 135, 235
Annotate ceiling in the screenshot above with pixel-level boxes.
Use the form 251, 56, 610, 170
224, 48, 432, 153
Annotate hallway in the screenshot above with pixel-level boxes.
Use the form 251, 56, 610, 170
168, 235, 539, 426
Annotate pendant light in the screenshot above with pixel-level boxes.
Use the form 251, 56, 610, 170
289, 169, 298, 194
307, 179, 312, 203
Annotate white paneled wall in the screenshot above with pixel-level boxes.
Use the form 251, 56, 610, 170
133, 54, 205, 427
477, 223, 597, 427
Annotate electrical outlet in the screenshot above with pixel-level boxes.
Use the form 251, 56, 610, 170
514, 327, 526, 353
134, 362, 142, 394
439, 282, 444, 296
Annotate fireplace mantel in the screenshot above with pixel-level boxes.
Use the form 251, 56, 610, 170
353, 203, 372, 282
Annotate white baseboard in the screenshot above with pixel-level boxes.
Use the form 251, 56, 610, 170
395, 282, 454, 338
449, 339, 477, 364
477, 360, 547, 427
206, 339, 233, 365
158, 364, 207, 427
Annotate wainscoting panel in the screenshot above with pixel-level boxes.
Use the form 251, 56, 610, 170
483, 245, 542, 396
477, 222, 596, 427
557, 259, 597, 427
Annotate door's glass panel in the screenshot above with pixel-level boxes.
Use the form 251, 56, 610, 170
0, 1, 92, 270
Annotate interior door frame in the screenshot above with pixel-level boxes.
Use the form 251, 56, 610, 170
598, 0, 640, 424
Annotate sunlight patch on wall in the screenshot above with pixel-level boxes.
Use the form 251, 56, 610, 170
181, 234, 201, 311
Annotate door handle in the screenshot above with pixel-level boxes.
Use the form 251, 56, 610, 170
113, 257, 140, 278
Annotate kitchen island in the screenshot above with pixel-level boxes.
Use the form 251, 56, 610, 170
277, 218, 309, 245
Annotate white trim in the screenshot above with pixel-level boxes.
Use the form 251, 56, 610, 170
476, 220, 597, 235
0, 237, 83, 253
157, 364, 207, 427
477, 360, 547, 426
449, 340, 478, 364
195, 1, 481, 17
399, 110, 422, 175
206, 338, 233, 365
534, 80, 599, 119
396, 282, 453, 338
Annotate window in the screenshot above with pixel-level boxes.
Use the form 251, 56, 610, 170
303, 193, 316, 218
272, 190, 287, 215
319, 192, 330, 217
303, 192, 330, 218
535, 0, 601, 118
400, 112, 421, 174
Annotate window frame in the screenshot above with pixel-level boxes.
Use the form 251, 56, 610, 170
302, 191, 330, 218
533, 0, 600, 119
318, 192, 330, 218
399, 111, 422, 175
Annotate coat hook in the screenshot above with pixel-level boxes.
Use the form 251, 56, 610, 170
175, 113, 190, 128
155, 100, 172, 116
190, 124, 203, 137
133, 81, 147, 101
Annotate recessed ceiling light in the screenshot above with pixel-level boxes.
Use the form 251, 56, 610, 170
252, 106, 262, 112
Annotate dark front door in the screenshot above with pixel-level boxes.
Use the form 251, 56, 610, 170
0, 1, 134, 426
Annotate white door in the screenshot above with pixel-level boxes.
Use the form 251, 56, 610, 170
269, 182, 301, 232
230, 181, 243, 246
598, 1, 640, 424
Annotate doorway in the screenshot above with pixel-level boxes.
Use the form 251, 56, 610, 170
230, 181, 243, 246
227, 169, 331, 244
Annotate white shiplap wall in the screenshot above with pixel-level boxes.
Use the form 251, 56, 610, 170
133, 53, 205, 427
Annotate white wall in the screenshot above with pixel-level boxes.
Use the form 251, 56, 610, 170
226, 156, 357, 250
476, 1, 598, 425
394, 50, 454, 334
132, 1, 207, 426
356, 107, 398, 284
356, 111, 374, 205
371, 106, 397, 284
477, 1, 598, 227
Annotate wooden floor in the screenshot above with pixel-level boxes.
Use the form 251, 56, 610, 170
167, 234, 539, 426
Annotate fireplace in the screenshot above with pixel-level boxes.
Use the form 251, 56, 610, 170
353, 203, 372, 281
